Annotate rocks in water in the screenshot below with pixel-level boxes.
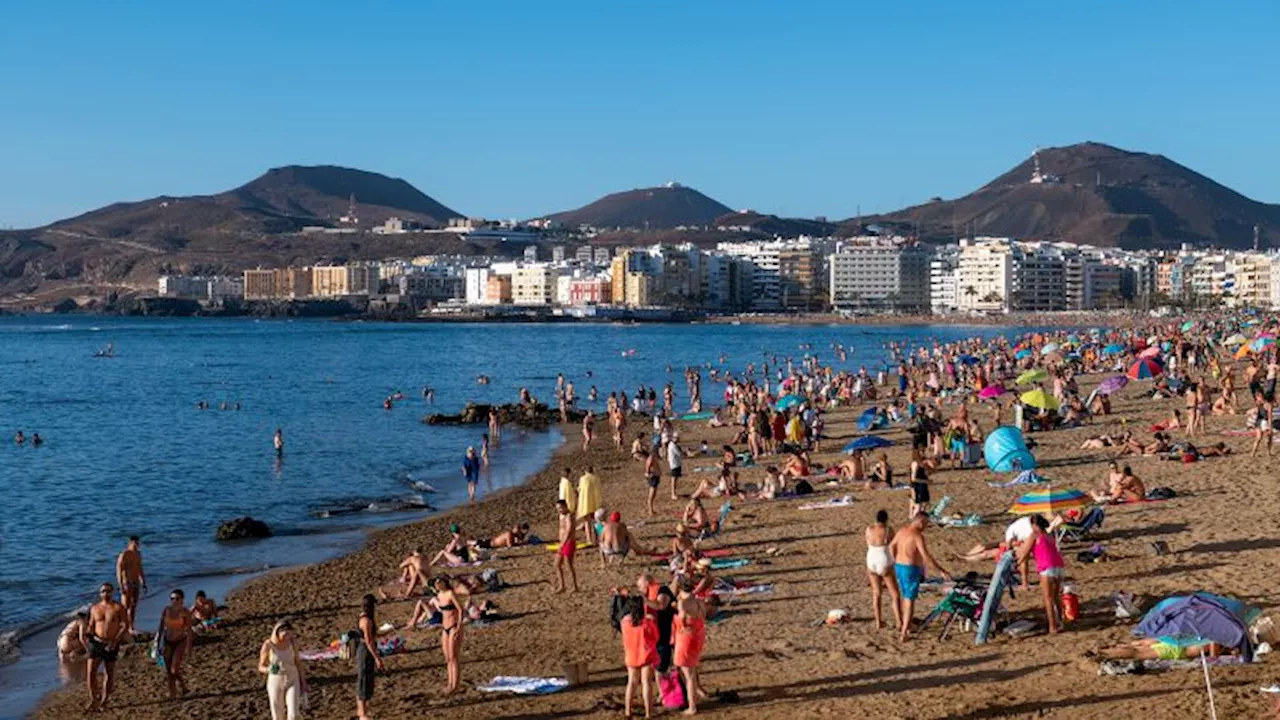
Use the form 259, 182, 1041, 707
215, 516, 272, 541
424, 402, 585, 430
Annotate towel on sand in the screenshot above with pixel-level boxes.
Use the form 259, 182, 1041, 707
477, 676, 570, 695
799, 495, 853, 510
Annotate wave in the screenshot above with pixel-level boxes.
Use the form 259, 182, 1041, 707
309, 495, 434, 518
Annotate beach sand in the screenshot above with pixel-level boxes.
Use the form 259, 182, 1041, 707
32, 381, 1280, 719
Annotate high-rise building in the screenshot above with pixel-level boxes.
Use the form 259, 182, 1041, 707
955, 238, 1014, 313
827, 240, 930, 312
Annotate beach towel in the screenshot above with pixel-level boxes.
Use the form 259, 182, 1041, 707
301, 634, 405, 661
799, 494, 853, 511
709, 558, 750, 570
544, 542, 591, 552
477, 676, 570, 695
440, 559, 485, 568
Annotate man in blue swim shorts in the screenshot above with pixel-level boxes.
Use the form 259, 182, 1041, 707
889, 512, 952, 642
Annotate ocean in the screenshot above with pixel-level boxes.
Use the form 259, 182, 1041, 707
0, 316, 1015, 713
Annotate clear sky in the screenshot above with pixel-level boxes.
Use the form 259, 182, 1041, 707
2, 0, 1277, 228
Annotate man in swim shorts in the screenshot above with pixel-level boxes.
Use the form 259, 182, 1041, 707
553, 500, 578, 593
889, 512, 952, 642
83, 583, 129, 711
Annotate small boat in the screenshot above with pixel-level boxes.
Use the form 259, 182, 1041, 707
93, 342, 115, 358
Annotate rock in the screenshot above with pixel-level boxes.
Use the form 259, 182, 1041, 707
215, 516, 272, 541
51, 298, 79, 314
424, 402, 586, 430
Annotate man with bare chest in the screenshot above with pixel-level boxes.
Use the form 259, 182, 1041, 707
82, 582, 130, 711
115, 536, 146, 634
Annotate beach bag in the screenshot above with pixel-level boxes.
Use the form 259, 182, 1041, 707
338, 630, 358, 661
794, 479, 814, 496
481, 568, 502, 593
659, 670, 686, 709
609, 595, 628, 633
1146, 487, 1176, 500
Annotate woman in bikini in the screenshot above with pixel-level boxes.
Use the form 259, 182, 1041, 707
864, 510, 902, 630
432, 577, 468, 695
674, 578, 708, 715
867, 453, 893, 490
908, 447, 931, 517
157, 589, 193, 698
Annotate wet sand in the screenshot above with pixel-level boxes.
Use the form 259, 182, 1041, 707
32, 379, 1280, 719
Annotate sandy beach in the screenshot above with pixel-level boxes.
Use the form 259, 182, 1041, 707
32, 371, 1280, 719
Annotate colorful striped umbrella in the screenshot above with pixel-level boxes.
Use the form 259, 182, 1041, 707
1016, 369, 1048, 385
1138, 346, 1161, 359
1009, 486, 1091, 515
1019, 389, 1060, 410
1250, 336, 1275, 353
1223, 334, 1247, 347
1127, 358, 1163, 380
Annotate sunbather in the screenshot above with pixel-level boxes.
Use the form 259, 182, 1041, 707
1093, 638, 1231, 661
431, 525, 474, 566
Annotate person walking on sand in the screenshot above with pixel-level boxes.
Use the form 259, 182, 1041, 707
864, 510, 902, 630
355, 594, 384, 720
1015, 514, 1066, 634
116, 536, 146, 634
889, 512, 952, 642
432, 576, 468, 695
666, 432, 684, 500
461, 446, 481, 503
82, 583, 129, 712
643, 448, 661, 516
1253, 395, 1274, 458
156, 589, 193, 698
259, 620, 307, 720
582, 410, 595, 451
554, 500, 579, 593
274, 427, 284, 459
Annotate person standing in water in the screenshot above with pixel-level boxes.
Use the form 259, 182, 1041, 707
273, 428, 284, 459
116, 536, 146, 634
462, 446, 481, 503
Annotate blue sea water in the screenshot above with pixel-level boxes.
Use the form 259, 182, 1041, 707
0, 317, 1015, 637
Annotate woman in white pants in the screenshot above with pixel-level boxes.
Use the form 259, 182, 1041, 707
258, 620, 307, 720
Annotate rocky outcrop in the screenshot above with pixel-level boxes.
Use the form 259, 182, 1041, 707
215, 516, 272, 541
425, 402, 585, 430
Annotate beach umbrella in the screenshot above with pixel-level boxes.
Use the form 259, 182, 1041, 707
1019, 389, 1060, 410
1042, 351, 1064, 364
1235, 342, 1255, 360
1250, 336, 1275, 353
1138, 345, 1161, 359
1224, 334, 1247, 347
1097, 376, 1129, 395
844, 436, 893, 453
1009, 486, 1090, 515
978, 385, 1007, 400
1016, 368, 1048, 385
957, 355, 980, 365
774, 395, 803, 411
1102, 343, 1126, 356
1126, 358, 1164, 380
1136, 594, 1255, 658
1014, 348, 1033, 360
1181, 320, 1196, 332
1040, 342, 1061, 355
984, 426, 1036, 473
856, 407, 883, 431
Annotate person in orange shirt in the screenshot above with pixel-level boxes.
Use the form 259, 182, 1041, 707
620, 596, 658, 718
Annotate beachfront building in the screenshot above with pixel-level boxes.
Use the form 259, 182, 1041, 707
158, 275, 209, 299
311, 266, 350, 297
827, 238, 930, 313
512, 264, 559, 305
567, 277, 611, 305
464, 267, 492, 305
718, 238, 834, 311
243, 269, 280, 300
929, 247, 959, 314
1010, 244, 1066, 312
955, 238, 1014, 313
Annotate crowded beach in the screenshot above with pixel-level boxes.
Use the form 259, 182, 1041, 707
35, 314, 1280, 719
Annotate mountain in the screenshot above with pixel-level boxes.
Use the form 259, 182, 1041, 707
855, 142, 1280, 249
48, 165, 464, 244
545, 184, 733, 229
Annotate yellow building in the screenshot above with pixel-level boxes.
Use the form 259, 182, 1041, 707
243, 269, 281, 300
311, 266, 350, 297
282, 268, 312, 299
485, 275, 512, 304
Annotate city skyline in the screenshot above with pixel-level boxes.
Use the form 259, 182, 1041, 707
3, 1, 1279, 228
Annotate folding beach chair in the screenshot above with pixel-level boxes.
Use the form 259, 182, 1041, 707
918, 573, 998, 640
1056, 507, 1105, 544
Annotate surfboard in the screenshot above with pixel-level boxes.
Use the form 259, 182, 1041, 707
975, 550, 1015, 645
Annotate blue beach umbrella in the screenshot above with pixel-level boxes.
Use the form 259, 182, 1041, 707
844, 436, 893, 453
775, 395, 803, 411
957, 355, 980, 365
856, 407, 884, 431
1014, 349, 1033, 360
1102, 343, 1126, 356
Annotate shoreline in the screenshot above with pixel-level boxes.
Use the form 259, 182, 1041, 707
5, 428, 563, 719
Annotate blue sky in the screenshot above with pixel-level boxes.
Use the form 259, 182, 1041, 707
1, 1, 1277, 228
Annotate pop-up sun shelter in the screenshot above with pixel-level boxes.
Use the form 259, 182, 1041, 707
983, 426, 1036, 473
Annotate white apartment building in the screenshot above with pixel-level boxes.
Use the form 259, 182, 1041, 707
827, 241, 930, 312
955, 238, 1014, 313
464, 267, 491, 305
511, 264, 558, 305
717, 240, 781, 310
929, 250, 959, 314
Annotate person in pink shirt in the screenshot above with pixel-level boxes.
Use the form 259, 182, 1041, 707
1016, 514, 1066, 633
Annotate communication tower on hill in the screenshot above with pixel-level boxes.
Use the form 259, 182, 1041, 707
339, 193, 359, 225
